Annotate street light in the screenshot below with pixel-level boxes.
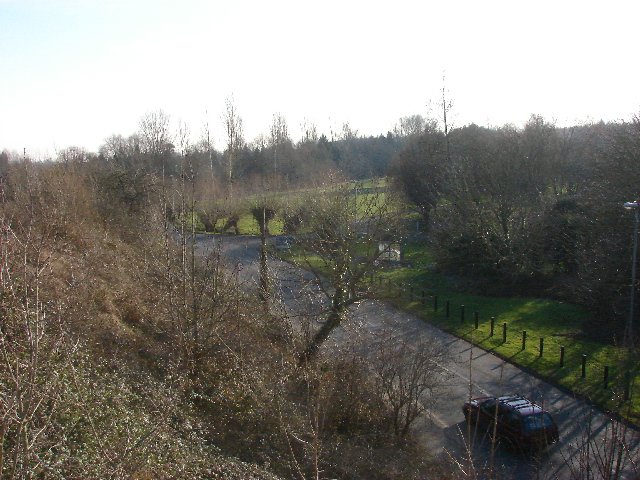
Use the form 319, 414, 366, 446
624, 201, 639, 348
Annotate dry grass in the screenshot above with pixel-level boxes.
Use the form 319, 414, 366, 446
0, 160, 456, 479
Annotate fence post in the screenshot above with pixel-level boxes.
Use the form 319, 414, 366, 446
624, 371, 631, 401
490, 317, 495, 336
522, 330, 527, 350
560, 346, 565, 367
539, 337, 544, 357
474, 312, 479, 329
460, 305, 465, 324
581, 354, 587, 378
503, 323, 507, 343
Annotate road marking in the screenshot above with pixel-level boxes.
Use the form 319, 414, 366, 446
436, 362, 491, 398
423, 408, 449, 428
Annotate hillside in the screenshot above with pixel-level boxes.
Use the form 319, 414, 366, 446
0, 163, 286, 478
0, 160, 452, 479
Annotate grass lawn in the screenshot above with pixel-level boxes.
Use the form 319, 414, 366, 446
210, 178, 391, 236
209, 184, 640, 423
369, 256, 640, 424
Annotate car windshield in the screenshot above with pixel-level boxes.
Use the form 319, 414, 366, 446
522, 413, 554, 432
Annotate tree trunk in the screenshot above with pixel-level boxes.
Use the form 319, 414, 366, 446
298, 293, 346, 365
259, 224, 269, 308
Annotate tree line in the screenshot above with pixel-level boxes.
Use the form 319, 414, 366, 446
390, 113, 640, 342
69, 108, 404, 191
1, 105, 639, 477
0, 136, 452, 478
4, 107, 639, 343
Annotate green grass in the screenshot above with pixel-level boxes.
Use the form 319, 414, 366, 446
370, 260, 640, 423
289, 237, 631, 416
211, 178, 391, 236
210, 181, 640, 422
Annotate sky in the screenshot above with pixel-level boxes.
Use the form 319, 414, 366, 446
1, 0, 639, 158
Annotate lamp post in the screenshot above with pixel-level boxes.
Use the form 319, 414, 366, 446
624, 201, 639, 348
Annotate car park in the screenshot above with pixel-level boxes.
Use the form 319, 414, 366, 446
462, 394, 559, 450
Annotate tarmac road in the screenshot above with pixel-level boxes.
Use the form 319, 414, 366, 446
198, 234, 640, 480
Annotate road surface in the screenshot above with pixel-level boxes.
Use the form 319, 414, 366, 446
198, 234, 640, 480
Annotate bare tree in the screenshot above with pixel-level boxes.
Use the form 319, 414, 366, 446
561, 403, 640, 480
368, 329, 450, 437
393, 114, 428, 138
300, 118, 318, 144
138, 110, 173, 172
174, 118, 191, 157
99, 133, 143, 168
269, 112, 290, 174
441, 83, 453, 161
433, 119, 561, 282
250, 199, 278, 308
388, 123, 447, 229
339, 122, 358, 141
294, 181, 405, 363
56, 145, 91, 167
198, 115, 218, 180
222, 96, 245, 198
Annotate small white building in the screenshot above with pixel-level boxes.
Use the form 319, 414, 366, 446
378, 243, 402, 261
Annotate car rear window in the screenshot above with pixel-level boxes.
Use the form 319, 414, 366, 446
480, 399, 496, 413
522, 413, 554, 432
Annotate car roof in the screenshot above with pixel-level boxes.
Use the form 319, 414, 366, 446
496, 395, 544, 416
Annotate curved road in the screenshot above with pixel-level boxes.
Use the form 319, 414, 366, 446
198, 234, 640, 480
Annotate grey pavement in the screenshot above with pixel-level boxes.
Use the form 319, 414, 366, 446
201, 234, 640, 480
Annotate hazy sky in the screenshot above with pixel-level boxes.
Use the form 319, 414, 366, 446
1, 0, 639, 157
